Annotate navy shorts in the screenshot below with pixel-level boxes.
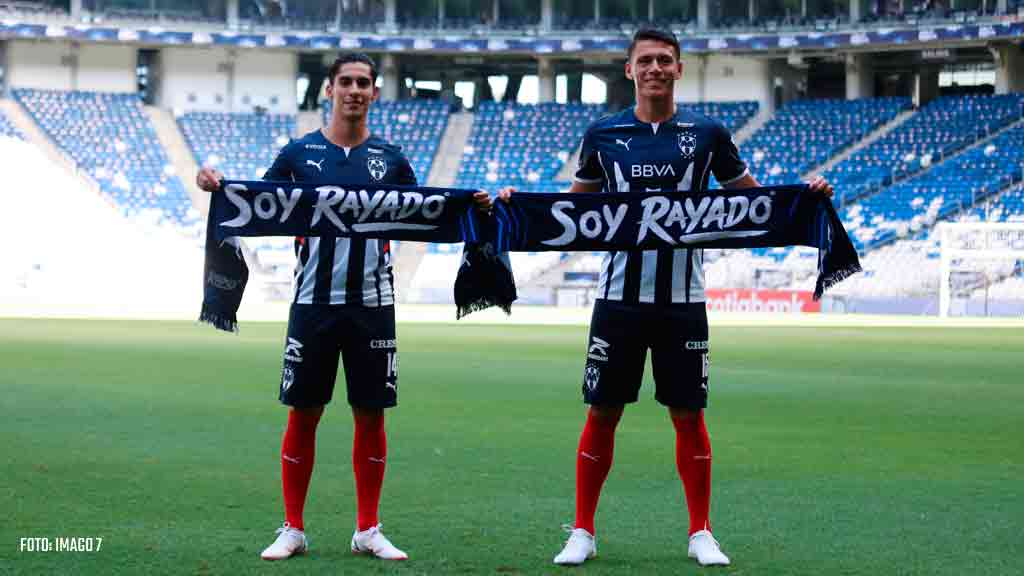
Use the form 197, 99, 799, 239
278, 304, 398, 409
582, 299, 710, 409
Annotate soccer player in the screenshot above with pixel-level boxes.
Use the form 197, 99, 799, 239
499, 28, 833, 567
197, 53, 489, 562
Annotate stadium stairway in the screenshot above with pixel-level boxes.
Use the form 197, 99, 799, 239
0, 99, 103, 198
428, 111, 473, 188
146, 106, 268, 275
555, 143, 581, 182
391, 110, 473, 302
805, 108, 916, 179
144, 106, 208, 216
733, 105, 772, 146
855, 116, 1024, 252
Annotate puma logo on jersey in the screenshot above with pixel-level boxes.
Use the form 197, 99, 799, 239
306, 158, 325, 172
615, 138, 632, 151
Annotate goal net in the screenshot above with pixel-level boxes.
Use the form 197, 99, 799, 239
939, 222, 1024, 317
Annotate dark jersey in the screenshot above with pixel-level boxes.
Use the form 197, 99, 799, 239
264, 129, 417, 306
574, 107, 748, 304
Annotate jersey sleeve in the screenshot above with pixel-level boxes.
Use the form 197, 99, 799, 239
395, 154, 418, 186
572, 126, 604, 185
710, 122, 749, 187
262, 141, 294, 181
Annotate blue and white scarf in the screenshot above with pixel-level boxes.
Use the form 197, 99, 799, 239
201, 180, 861, 330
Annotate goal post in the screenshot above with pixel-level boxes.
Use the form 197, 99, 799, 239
938, 222, 1024, 317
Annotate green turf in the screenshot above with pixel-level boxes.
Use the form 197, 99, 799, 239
2, 318, 1021, 575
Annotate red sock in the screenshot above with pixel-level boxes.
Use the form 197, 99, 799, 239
574, 408, 621, 535
352, 409, 387, 531
672, 410, 712, 535
281, 408, 322, 532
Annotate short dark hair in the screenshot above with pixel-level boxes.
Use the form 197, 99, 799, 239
627, 28, 681, 60
328, 53, 378, 84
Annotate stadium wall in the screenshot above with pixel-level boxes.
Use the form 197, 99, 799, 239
6, 40, 136, 93
675, 55, 772, 112
158, 47, 297, 114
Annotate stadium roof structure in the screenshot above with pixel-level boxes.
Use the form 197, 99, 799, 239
0, 18, 1022, 56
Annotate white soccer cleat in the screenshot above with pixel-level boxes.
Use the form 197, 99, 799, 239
687, 529, 730, 566
260, 523, 307, 561
553, 527, 597, 566
351, 524, 408, 560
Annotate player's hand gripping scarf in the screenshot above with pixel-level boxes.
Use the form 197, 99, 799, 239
201, 180, 861, 331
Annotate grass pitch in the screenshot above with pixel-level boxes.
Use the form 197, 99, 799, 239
2, 318, 1021, 575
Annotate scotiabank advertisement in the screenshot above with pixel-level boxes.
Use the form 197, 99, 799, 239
705, 289, 821, 314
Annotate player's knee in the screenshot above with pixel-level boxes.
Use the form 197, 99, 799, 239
291, 405, 325, 417
668, 406, 701, 422
589, 405, 624, 427
352, 407, 384, 428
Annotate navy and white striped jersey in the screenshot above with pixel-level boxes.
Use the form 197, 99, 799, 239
264, 129, 417, 306
574, 107, 748, 304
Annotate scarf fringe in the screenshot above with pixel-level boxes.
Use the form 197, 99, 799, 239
456, 298, 513, 320
814, 262, 863, 301
199, 306, 239, 333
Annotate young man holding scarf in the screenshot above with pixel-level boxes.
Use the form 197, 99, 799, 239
500, 28, 833, 567
197, 53, 489, 562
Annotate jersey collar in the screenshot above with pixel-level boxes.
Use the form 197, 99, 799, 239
629, 106, 678, 135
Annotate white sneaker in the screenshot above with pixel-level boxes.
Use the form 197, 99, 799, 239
260, 523, 307, 561
351, 524, 408, 560
687, 529, 730, 566
553, 527, 597, 566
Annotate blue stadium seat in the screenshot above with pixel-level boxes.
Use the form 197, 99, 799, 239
744, 97, 911, 187
0, 111, 25, 140
680, 100, 759, 135
322, 99, 449, 183
455, 101, 605, 197
838, 96, 1024, 251
177, 111, 295, 181
825, 93, 1024, 207
13, 89, 193, 226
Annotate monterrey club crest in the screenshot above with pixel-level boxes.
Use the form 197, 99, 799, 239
281, 367, 295, 392
678, 131, 697, 159
367, 156, 388, 181
584, 364, 601, 391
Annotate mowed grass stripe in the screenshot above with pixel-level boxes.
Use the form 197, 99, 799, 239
2, 319, 1021, 575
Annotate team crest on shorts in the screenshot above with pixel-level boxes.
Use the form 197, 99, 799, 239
281, 367, 295, 392
584, 364, 601, 391
678, 131, 697, 159
367, 156, 388, 181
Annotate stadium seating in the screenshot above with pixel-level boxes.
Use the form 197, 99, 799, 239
844, 121, 1024, 250
177, 111, 295, 181
14, 89, 193, 226
744, 97, 911, 187
176, 110, 298, 280
0, 110, 24, 140
967, 181, 1024, 223
680, 100, 759, 135
455, 101, 605, 195
825, 93, 1024, 206
322, 98, 449, 183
